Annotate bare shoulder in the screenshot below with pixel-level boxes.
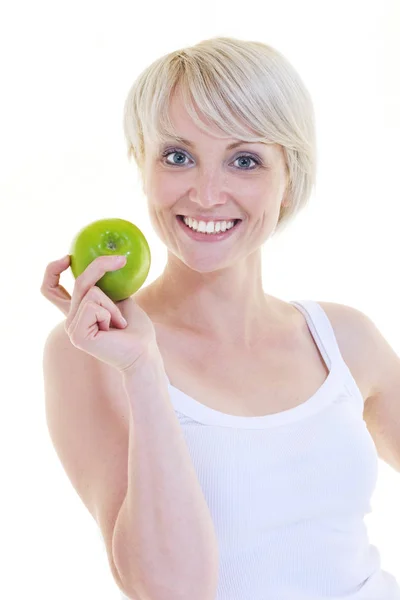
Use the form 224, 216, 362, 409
317, 301, 400, 472
316, 300, 396, 401
44, 318, 129, 418
316, 300, 374, 353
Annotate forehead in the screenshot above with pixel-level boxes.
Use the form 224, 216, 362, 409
167, 91, 229, 141
145, 89, 285, 164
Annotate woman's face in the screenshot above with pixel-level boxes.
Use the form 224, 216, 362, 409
141, 91, 289, 272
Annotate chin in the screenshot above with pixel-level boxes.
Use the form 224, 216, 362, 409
170, 248, 243, 274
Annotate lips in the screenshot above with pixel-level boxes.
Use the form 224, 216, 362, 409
177, 215, 242, 225
176, 214, 243, 241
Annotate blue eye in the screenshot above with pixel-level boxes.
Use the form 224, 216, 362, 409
163, 150, 189, 166
233, 155, 259, 170
162, 148, 262, 170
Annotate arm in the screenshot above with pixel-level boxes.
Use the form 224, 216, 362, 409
113, 348, 219, 600
43, 322, 219, 600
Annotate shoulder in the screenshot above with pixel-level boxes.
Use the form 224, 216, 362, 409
316, 301, 400, 472
316, 300, 398, 401
316, 300, 375, 352
316, 300, 371, 329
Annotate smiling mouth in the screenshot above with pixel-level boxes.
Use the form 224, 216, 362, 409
176, 215, 243, 238
177, 215, 242, 226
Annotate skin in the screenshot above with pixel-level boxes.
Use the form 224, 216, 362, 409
139, 88, 296, 349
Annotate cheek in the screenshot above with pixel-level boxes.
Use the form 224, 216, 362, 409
243, 188, 271, 214
144, 179, 178, 235
145, 170, 279, 215
250, 179, 283, 208
145, 174, 182, 211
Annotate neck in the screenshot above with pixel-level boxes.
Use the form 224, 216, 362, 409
149, 249, 288, 348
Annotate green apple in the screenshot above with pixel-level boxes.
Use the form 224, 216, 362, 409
69, 218, 151, 302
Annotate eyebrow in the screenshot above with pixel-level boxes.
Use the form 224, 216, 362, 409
162, 137, 261, 150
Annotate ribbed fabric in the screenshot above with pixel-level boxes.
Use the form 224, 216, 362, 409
119, 300, 400, 600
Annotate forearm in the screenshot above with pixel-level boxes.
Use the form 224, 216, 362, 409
112, 348, 219, 600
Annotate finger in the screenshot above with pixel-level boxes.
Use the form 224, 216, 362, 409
71, 285, 128, 331
91, 287, 129, 329
67, 300, 111, 349
68, 254, 126, 324
40, 255, 72, 316
41, 255, 71, 294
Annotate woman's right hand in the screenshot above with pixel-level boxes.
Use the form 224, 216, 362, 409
40, 254, 161, 374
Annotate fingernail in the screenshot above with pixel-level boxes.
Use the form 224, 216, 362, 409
121, 317, 128, 326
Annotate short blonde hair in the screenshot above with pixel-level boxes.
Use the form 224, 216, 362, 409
123, 36, 317, 235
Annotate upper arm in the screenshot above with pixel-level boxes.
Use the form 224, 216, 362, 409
320, 301, 400, 473
360, 314, 400, 473
42, 321, 131, 592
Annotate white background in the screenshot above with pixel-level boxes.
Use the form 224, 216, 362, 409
1, 0, 399, 598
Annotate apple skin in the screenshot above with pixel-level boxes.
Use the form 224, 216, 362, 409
69, 218, 151, 302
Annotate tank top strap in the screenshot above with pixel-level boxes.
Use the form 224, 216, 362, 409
289, 300, 365, 413
289, 300, 346, 372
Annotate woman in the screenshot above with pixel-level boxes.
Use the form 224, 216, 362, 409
41, 37, 400, 599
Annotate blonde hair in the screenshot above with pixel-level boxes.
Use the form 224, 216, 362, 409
123, 36, 317, 235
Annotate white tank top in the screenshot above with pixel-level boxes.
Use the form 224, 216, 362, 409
120, 300, 400, 599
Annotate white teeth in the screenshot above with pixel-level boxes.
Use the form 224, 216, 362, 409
182, 217, 236, 234
205, 221, 214, 234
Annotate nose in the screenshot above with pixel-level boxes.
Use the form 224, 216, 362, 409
188, 167, 229, 209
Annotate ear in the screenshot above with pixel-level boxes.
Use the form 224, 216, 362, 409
281, 193, 290, 208
139, 172, 146, 195
281, 180, 290, 208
